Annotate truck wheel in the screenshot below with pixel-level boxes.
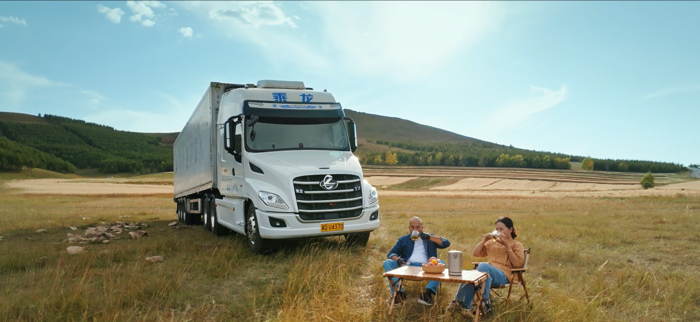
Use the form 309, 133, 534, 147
345, 232, 370, 247
202, 196, 211, 231
245, 205, 271, 254
210, 198, 227, 236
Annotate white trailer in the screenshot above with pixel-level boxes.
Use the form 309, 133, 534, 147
174, 81, 380, 253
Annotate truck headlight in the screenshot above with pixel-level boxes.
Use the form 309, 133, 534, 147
258, 191, 289, 210
369, 187, 378, 205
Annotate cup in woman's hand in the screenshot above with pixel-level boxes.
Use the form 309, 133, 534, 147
489, 230, 504, 241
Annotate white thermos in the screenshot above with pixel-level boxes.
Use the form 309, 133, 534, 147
448, 250, 463, 276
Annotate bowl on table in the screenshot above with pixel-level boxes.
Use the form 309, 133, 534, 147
421, 263, 445, 274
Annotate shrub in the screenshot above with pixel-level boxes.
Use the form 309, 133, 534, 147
384, 151, 398, 165
532, 156, 541, 168
581, 158, 594, 170
542, 155, 551, 169
619, 162, 629, 172
640, 171, 655, 189
554, 157, 572, 170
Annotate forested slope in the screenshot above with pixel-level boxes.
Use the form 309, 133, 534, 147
0, 111, 687, 174
0, 113, 172, 173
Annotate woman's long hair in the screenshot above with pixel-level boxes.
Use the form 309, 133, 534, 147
496, 217, 517, 239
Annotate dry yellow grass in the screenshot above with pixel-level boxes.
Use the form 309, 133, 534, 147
0, 175, 699, 321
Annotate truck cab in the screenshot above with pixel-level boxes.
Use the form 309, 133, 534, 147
198, 80, 379, 253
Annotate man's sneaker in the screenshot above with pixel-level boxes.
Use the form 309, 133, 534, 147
417, 290, 435, 306
484, 298, 492, 314
392, 290, 407, 306
474, 298, 492, 316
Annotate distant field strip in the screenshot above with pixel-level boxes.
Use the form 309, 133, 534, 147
5, 179, 172, 195
431, 178, 639, 191
364, 165, 674, 184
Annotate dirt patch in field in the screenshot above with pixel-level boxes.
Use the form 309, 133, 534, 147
659, 181, 700, 190
380, 188, 700, 198
5, 179, 172, 195
364, 176, 417, 186
431, 178, 640, 192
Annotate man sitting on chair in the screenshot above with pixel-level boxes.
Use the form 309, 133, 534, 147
383, 216, 451, 306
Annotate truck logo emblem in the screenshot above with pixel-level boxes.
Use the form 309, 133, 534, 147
320, 175, 338, 190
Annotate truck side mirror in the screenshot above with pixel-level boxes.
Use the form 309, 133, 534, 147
224, 116, 241, 158
344, 117, 358, 152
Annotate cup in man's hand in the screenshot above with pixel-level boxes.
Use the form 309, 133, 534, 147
410, 230, 420, 241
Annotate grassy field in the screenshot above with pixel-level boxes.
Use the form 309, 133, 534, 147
0, 176, 699, 321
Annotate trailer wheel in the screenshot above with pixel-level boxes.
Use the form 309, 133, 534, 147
345, 232, 370, 247
210, 198, 227, 236
202, 196, 211, 231
245, 205, 271, 254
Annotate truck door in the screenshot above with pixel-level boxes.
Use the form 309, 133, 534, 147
218, 118, 246, 233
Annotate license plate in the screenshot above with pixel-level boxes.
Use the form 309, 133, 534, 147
321, 222, 344, 232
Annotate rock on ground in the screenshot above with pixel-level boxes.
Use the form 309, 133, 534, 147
129, 230, 148, 239
145, 256, 164, 264
36, 229, 47, 233
67, 246, 85, 254
65, 222, 148, 244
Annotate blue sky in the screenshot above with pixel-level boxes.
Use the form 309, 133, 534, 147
1, 1, 698, 166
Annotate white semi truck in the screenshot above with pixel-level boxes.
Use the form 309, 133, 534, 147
173, 81, 380, 253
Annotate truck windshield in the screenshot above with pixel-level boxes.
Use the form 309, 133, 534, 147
245, 117, 350, 152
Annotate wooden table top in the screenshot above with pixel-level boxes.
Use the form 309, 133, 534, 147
383, 266, 488, 284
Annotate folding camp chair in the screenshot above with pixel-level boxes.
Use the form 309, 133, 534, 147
472, 247, 531, 305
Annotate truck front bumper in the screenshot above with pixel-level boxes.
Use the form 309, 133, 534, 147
256, 205, 380, 239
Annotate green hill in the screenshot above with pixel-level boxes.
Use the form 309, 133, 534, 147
0, 110, 686, 174
0, 113, 172, 174
344, 109, 484, 144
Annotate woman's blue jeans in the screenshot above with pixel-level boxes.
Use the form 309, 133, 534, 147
454, 262, 508, 308
383, 259, 443, 294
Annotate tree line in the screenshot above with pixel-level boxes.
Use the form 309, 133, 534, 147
363, 149, 572, 169
361, 139, 686, 173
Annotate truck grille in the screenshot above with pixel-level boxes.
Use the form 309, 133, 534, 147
293, 174, 363, 221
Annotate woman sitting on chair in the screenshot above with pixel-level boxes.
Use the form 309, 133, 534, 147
447, 217, 524, 317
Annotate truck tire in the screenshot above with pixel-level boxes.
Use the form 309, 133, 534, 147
202, 196, 211, 231
245, 205, 271, 254
345, 232, 370, 247
210, 198, 227, 236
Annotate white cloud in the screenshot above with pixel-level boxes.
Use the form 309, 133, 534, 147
0, 61, 67, 106
86, 91, 192, 132
81, 90, 106, 105
209, 2, 296, 28
186, 2, 503, 76
180, 2, 327, 69
486, 85, 568, 130
312, 2, 504, 81
141, 1, 166, 9
0, 16, 28, 27
96, 5, 125, 23
126, 1, 166, 26
179, 27, 193, 38
0, 60, 106, 114
642, 85, 700, 99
